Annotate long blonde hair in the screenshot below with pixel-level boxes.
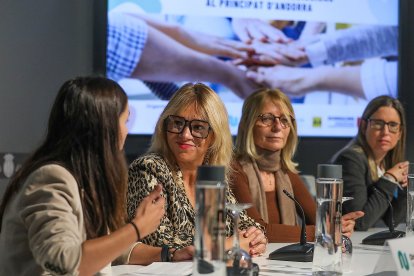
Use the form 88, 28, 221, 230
149, 83, 234, 178
235, 88, 298, 173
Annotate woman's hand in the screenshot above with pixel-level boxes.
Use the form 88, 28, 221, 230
232, 18, 290, 43
386, 161, 409, 187
171, 246, 195, 262
132, 184, 165, 239
241, 226, 267, 257
246, 65, 314, 97
341, 211, 364, 238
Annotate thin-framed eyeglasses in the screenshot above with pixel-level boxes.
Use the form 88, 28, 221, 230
257, 113, 294, 129
164, 115, 211, 139
366, 118, 401, 134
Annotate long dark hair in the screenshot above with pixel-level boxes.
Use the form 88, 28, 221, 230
353, 95, 406, 181
0, 76, 128, 238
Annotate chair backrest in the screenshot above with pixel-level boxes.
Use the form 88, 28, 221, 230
299, 174, 316, 198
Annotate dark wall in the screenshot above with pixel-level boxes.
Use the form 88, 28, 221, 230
399, 0, 414, 162
295, 138, 351, 175
0, 0, 97, 194
0, 0, 95, 153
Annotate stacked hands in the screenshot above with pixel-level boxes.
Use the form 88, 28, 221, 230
121, 13, 327, 99
190, 18, 320, 98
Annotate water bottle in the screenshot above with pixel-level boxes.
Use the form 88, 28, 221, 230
193, 166, 226, 276
312, 164, 343, 275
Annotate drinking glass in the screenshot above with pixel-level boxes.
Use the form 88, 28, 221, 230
406, 163, 414, 236
226, 203, 253, 276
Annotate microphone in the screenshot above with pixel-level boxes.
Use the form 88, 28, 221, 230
268, 189, 314, 262
283, 189, 307, 245
361, 187, 405, 245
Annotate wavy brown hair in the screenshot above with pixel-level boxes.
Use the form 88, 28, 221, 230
0, 76, 128, 238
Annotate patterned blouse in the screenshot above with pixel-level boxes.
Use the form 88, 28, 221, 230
127, 153, 262, 249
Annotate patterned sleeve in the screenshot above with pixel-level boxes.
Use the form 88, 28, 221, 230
127, 154, 176, 247
225, 186, 265, 236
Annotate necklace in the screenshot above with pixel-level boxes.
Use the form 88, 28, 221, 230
260, 171, 275, 191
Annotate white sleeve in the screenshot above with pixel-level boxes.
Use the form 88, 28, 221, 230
360, 59, 397, 101
305, 40, 329, 67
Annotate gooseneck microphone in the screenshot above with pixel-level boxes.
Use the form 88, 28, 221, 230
283, 189, 307, 245
361, 187, 405, 245
268, 189, 314, 262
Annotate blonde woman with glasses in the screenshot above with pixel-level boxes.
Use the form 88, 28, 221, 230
231, 88, 363, 243
126, 83, 267, 265
331, 95, 408, 230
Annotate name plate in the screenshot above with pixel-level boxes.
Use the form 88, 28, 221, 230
387, 236, 414, 275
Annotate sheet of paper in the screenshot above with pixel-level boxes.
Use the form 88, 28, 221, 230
116, 262, 192, 275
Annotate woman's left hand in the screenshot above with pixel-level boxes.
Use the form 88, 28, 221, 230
242, 226, 267, 257
341, 211, 365, 237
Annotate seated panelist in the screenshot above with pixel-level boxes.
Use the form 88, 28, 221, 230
0, 77, 165, 275
127, 83, 268, 265
331, 95, 408, 230
231, 88, 364, 243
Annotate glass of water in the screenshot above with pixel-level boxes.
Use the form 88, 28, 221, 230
406, 163, 414, 236
226, 203, 253, 276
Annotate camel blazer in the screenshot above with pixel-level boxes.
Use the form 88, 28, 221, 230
0, 164, 115, 275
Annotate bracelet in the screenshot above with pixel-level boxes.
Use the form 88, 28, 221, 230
169, 248, 178, 262
384, 172, 398, 183
161, 245, 170, 262
129, 221, 141, 242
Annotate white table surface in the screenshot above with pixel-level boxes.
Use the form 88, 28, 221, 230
112, 228, 395, 276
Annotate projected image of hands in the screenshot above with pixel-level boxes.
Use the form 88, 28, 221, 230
108, 3, 261, 100
108, 1, 397, 104
232, 20, 398, 103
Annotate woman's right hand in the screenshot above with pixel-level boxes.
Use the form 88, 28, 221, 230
386, 161, 409, 186
132, 184, 165, 239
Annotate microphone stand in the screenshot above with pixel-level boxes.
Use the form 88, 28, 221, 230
361, 187, 405, 245
268, 190, 314, 262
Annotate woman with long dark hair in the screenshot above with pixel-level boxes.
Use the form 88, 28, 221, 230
0, 76, 165, 275
332, 95, 408, 230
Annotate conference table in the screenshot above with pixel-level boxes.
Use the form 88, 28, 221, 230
112, 228, 397, 276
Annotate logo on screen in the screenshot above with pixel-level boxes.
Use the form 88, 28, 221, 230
312, 117, 322, 128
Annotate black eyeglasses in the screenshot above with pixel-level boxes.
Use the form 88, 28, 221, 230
257, 113, 294, 129
367, 118, 401, 134
164, 115, 211, 139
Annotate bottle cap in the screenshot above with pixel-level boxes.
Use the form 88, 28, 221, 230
197, 166, 225, 183
317, 164, 342, 179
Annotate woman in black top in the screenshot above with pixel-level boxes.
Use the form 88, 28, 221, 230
331, 95, 408, 230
